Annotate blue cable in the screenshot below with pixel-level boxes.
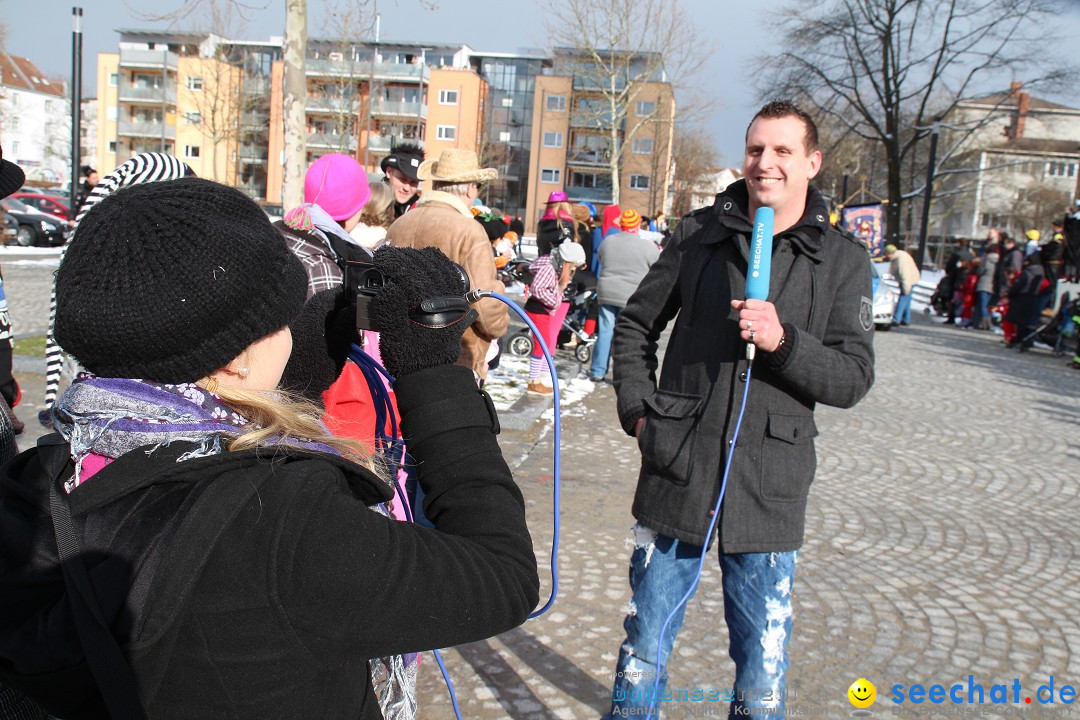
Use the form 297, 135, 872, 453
645, 358, 754, 717
484, 290, 561, 618
343, 289, 564, 718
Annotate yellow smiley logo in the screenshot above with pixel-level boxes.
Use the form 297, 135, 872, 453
848, 678, 876, 709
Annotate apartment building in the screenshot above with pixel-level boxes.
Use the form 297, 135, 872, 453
936, 82, 1080, 238
523, 49, 676, 233
94, 32, 675, 220
96, 31, 278, 199
0, 52, 71, 186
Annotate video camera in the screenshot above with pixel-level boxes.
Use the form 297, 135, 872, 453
346, 258, 477, 333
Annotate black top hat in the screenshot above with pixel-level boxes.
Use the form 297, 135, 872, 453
0, 144, 25, 200
380, 143, 425, 182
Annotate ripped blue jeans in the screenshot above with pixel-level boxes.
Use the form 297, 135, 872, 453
604, 525, 797, 719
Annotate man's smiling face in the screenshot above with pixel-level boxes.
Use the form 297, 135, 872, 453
743, 114, 821, 216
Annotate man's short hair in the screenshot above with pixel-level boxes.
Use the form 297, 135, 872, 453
746, 100, 819, 154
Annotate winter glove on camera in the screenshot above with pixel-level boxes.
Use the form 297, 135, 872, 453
370, 246, 477, 379
280, 286, 357, 402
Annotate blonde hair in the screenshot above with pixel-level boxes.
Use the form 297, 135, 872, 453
360, 182, 394, 229
208, 383, 382, 475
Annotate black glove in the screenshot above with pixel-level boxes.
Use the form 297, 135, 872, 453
369, 246, 477, 379
280, 286, 358, 402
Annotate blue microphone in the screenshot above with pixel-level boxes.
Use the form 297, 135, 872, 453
746, 207, 774, 301
744, 207, 773, 360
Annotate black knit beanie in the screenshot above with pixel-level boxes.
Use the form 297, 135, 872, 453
55, 177, 307, 383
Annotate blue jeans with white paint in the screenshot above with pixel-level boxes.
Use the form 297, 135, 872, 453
604, 526, 797, 719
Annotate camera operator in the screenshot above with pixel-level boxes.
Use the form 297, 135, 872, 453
0, 178, 539, 719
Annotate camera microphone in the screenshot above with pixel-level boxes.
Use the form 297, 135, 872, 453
745, 207, 774, 360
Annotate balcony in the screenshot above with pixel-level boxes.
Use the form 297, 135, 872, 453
242, 76, 272, 96
307, 132, 358, 151
565, 185, 613, 204
117, 121, 176, 141
117, 79, 177, 106
240, 110, 271, 129
119, 48, 179, 72
572, 75, 627, 92
566, 149, 610, 167
306, 58, 430, 83
370, 99, 426, 118
570, 111, 615, 129
366, 134, 394, 153
239, 145, 269, 162
305, 96, 361, 115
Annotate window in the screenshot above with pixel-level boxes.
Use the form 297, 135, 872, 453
9, 117, 18, 131
501, 97, 513, 107
636, 101, 656, 117
9, 95, 17, 108
438, 89, 458, 105
498, 131, 511, 142
632, 137, 654, 154
183, 111, 202, 125
629, 174, 650, 189
107, 106, 119, 121
436, 125, 456, 140
109, 73, 119, 87
44, 100, 52, 113
543, 131, 563, 148
1048, 161, 1077, 178
186, 76, 204, 91
546, 95, 566, 112
10, 141, 18, 154
540, 168, 561, 184
108, 141, 117, 154
183, 145, 201, 159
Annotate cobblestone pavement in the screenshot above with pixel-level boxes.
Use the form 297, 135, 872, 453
411, 316, 1080, 719
5, 251, 1079, 718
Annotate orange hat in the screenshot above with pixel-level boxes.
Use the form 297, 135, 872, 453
620, 208, 641, 230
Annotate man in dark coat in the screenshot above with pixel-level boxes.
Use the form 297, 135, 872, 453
381, 143, 424, 218
602, 101, 875, 719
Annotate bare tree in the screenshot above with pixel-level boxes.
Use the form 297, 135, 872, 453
756, 0, 1073, 245
669, 123, 721, 218
542, 0, 712, 205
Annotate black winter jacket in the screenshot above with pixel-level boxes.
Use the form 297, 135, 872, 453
0, 365, 538, 719
612, 181, 875, 552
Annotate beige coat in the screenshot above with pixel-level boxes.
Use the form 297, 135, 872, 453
386, 190, 508, 380
889, 249, 921, 294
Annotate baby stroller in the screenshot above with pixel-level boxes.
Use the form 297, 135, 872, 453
1017, 292, 1078, 355
925, 276, 952, 316
498, 257, 532, 290
507, 284, 597, 363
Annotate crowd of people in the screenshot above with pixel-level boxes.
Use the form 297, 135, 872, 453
886, 221, 1079, 365
0, 94, 1068, 720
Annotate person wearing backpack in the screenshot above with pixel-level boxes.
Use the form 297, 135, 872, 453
0, 178, 538, 719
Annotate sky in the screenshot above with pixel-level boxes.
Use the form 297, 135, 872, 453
3, 0, 1080, 166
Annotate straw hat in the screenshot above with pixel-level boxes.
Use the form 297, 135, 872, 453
417, 149, 498, 183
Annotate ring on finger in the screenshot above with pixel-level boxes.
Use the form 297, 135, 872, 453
749, 331, 756, 342
747, 320, 753, 331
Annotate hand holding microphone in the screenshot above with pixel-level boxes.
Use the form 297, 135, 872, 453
734, 207, 783, 358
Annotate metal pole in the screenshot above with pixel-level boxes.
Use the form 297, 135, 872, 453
916, 127, 939, 271
161, 49, 168, 152
415, 48, 426, 141
362, 10, 379, 169
70, 7, 83, 219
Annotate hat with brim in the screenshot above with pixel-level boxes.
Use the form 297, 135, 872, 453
0, 144, 25, 199
417, 149, 498, 184
381, 147, 425, 181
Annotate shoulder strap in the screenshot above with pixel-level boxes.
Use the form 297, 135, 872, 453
49, 477, 149, 720
135, 470, 269, 639
45, 445, 269, 717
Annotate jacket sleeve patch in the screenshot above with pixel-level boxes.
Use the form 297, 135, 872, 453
859, 296, 874, 331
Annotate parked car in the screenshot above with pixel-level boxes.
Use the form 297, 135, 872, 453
0, 197, 70, 247
871, 259, 896, 330
1, 213, 18, 244
11, 192, 74, 224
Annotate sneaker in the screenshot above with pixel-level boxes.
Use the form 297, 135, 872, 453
527, 381, 553, 395
589, 376, 604, 383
